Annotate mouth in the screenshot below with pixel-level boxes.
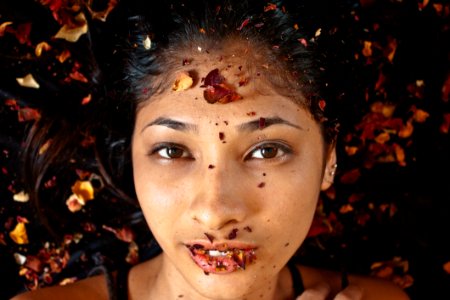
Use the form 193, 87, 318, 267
186, 243, 257, 274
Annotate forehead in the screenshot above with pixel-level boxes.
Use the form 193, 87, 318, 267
135, 38, 313, 128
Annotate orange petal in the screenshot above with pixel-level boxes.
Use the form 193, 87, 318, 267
71, 180, 94, 202
9, 222, 29, 245
35, 42, 51, 57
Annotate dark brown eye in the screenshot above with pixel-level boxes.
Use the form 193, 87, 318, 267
248, 143, 291, 160
157, 146, 188, 159
258, 146, 278, 158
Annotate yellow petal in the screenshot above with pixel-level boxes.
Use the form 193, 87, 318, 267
71, 180, 94, 202
172, 72, 193, 91
13, 191, 29, 202
16, 74, 40, 89
9, 222, 29, 245
54, 13, 88, 42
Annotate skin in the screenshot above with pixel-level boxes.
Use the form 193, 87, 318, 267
131, 61, 335, 299
11, 47, 410, 300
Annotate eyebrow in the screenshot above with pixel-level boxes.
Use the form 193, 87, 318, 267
141, 116, 303, 134
236, 117, 304, 132
141, 117, 198, 133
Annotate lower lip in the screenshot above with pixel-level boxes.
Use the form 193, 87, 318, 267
187, 245, 257, 274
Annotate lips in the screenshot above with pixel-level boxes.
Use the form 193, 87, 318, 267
186, 243, 257, 274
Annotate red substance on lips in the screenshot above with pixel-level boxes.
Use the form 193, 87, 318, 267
187, 246, 256, 274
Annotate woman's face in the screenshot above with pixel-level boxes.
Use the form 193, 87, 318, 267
131, 55, 336, 299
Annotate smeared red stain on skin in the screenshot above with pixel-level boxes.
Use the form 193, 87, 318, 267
243, 226, 252, 232
219, 132, 225, 140
204, 233, 215, 243
227, 228, 239, 240
259, 117, 266, 129
208, 164, 215, 169
258, 182, 265, 188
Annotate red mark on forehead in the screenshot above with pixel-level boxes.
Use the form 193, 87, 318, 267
259, 117, 266, 129
219, 132, 225, 140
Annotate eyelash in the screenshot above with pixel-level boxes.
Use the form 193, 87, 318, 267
149, 141, 292, 161
244, 142, 292, 161
150, 143, 192, 160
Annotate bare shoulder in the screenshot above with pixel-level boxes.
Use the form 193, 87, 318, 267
299, 264, 410, 300
10, 274, 108, 300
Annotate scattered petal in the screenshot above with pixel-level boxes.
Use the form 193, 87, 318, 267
13, 191, 29, 202
54, 13, 88, 42
35, 42, 51, 57
65, 194, 84, 212
9, 222, 29, 244
0, 21, 13, 36
172, 72, 193, 91
143, 35, 151, 49
16, 74, 40, 89
71, 180, 94, 202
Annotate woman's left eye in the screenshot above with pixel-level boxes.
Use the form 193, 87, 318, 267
246, 142, 291, 160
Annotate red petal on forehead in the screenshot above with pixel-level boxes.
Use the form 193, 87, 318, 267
259, 117, 266, 129
203, 69, 224, 86
204, 85, 242, 104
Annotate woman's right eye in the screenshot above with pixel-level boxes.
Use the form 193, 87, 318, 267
151, 144, 191, 159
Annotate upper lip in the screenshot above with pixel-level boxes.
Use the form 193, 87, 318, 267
184, 240, 257, 251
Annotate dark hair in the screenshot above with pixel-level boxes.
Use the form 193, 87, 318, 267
1, 0, 355, 236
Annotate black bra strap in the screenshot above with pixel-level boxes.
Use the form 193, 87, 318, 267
287, 260, 305, 297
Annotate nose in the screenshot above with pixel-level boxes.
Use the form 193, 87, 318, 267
189, 162, 249, 230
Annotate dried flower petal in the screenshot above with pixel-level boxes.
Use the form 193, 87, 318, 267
13, 191, 29, 202
0, 21, 13, 36
57, 49, 71, 63
35, 42, 51, 57
103, 225, 135, 242
71, 180, 94, 202
66, 194, 84, 212
143, 35, 151, 49
54, 13, 88, 42
172, 72, 193, 91
87, 0, 118, 22
16, 74, 40, 89
9, 222, 29, 244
